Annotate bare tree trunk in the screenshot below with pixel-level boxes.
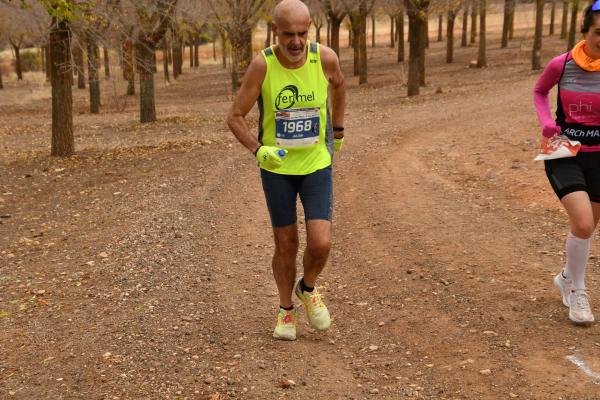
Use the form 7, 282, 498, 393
533, 0, 544, 70
103, 47, 110, 79
122, 39, 135, 95
11, 43, 23, 80
50, 17, 74, 157
446, 11, 456, 63
567, 0, 579, 51
163, 39, 170, 82
351, 15, 360, 76
45, 44, 52, 82
74, 45, 86, 89
461, 3, 468, 47
330, 14, 343, 56
397, 11, 405, 62
230, 24, 253, 91
135, 38, 156, 123
470, 0, 477, 44
194, 37, 199, 67
136, 39, 156, 123
371, 14, 375, 47
425, 14, 430, 48
172, 37, 182, 78
213, 36, 217, 60
406, 6, 421, 96
14, 44, 23, 80
560, 0, 568, 39
191, 39, 196, 67
390, 14, 395, 47
316, 24, 322, 43
41, 46, 46, 75
419, 15, 426, 85
221, 32, 227, 69
87, 36, 100, 114
72, 47, 78, 81
359, 5, 368, 84
248, 31, 254, 58
0, 66, 3, 89
438, 14, 443, 41
501, 0, 512, 48
508, 0, 515, 39
477, 0, 486, 68
178, 42, 184, 75
550, 0, 556, 35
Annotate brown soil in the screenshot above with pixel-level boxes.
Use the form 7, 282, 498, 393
3, 10, 600, 400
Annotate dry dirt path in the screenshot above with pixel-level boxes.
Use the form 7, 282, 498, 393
192, 40, 600, 399
3, 31, 600, 400
178, 47, 600, 398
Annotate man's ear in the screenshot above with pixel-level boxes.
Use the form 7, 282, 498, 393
271, 22, 278, 37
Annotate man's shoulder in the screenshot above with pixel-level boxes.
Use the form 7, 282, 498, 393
250, 51, 268, 69
317, 44, 339, 66
238, 53, 268, 91
247, 53, 268, 78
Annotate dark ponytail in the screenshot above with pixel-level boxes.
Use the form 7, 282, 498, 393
582, 4, 600, 33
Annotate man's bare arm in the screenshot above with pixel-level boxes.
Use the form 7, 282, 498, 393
320, 45, 346, 137
227, 55, 267, 155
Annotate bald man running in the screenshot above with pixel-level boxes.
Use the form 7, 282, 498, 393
227, 0, 346, 340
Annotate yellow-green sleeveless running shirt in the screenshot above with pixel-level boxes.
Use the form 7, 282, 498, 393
258, 41, 333, 175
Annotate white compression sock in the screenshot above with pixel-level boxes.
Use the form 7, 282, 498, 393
564, 232, 592, 291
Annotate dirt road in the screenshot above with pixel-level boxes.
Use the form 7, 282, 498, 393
2, 21, 600, 399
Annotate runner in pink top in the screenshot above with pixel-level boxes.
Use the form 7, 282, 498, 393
533, 1, 600, 325
534, 53, 600, 151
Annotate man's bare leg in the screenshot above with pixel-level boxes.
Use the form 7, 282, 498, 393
272, 224, 299, 308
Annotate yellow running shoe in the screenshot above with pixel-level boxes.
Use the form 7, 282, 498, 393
273, 307, 297, 341
294, 279, 331, 331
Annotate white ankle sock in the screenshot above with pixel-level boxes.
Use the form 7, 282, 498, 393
564, 232, 591, 290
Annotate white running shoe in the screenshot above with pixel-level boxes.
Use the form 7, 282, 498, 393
294, 280, 331, 331
568, 289, 595, 325
554, 272, 571, 307
273, 308, 297, 341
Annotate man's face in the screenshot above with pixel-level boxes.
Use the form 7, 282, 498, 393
273, 13, 311, 63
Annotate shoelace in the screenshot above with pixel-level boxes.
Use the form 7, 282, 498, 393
308, 291, 325, 311
280, 310, 295, 325
573, 290, 591, 309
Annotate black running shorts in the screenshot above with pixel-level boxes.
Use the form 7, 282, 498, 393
544, 152, 600, 202
260, 166, 333, 227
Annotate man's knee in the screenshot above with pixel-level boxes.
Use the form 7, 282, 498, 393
275, 234, 299, 256
306, 236, 331, 257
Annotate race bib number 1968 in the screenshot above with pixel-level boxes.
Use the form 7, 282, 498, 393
275, 107, 320, 147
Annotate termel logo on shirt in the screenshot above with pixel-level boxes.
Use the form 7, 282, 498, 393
275, 85, 315, 110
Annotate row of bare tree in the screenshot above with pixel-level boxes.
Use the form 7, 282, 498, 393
0, 0, 585, 157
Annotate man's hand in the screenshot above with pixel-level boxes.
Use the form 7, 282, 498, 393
256, 146, 288, 169
334, 137, 344, 152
